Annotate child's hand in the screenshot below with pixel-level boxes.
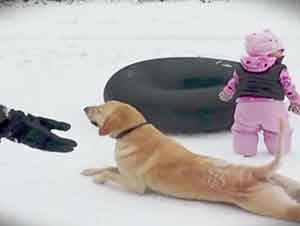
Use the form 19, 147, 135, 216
288, 103, 300, 115
219, 90, 232, 102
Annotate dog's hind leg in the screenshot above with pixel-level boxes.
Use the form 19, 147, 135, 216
236, 183, 300, 221
81, 167, 119, 176
93, 170, 147, 194
270, 174, 300, 202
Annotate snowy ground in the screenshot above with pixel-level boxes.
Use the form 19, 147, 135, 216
0, 0, 300, 225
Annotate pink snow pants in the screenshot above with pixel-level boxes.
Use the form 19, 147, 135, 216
232, 99, 292, 156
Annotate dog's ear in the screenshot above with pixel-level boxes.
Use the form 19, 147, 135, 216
99, 114, 120, 136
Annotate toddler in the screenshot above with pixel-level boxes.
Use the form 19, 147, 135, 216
219, 29, 300, 156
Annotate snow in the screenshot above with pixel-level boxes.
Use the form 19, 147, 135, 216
0, 0, 299, 225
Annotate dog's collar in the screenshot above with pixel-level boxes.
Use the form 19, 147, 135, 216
115, 122, 149, 139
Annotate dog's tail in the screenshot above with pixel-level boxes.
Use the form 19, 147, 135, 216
252, 119, 286, 180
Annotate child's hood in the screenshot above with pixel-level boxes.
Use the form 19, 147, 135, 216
240, 55, 277, 73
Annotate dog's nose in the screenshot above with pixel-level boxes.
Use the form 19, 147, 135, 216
83, 107, 89, 113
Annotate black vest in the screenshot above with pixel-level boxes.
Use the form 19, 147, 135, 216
236, 63, 286, 100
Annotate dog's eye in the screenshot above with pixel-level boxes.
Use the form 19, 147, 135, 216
91, 121, 98, 127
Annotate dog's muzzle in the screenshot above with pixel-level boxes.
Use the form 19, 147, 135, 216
90, 120, 98, 127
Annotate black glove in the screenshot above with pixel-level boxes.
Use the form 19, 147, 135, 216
0, 105, 7, 124
0, 109, 77, 153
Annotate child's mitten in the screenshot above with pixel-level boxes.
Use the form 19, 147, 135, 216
288, 103, 300, 115
218, 90, 233, 102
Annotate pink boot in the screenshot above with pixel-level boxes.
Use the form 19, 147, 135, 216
233, 130, 258, 157
263, 129, 292, 155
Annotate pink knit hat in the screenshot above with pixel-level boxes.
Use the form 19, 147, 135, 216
245, 29, 284, 56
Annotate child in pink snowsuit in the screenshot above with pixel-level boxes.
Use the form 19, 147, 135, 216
219, 29, 300, 157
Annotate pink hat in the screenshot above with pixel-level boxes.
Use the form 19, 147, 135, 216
245, 29, 284, 56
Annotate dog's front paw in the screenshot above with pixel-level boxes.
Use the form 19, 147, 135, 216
293, 189, 300, 203
93, 172, 108, 184
81, 168, 102, 176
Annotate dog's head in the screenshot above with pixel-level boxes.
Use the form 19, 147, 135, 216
84, 101, 146, 138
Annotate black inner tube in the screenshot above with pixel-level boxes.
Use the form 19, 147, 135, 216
104, 57, 238, 134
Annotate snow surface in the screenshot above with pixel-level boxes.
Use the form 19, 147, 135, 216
0, 0, 299, 225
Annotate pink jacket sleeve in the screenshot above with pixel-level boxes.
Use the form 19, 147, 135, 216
222, 70, 239, 98
280, 70, 300, 105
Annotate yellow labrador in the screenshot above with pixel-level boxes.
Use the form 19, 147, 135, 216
82, 101, 300, 221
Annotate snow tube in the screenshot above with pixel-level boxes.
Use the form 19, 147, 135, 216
103, 57, 238, 134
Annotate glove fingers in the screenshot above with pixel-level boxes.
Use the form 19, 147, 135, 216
51, 121, 71, 131
44, 140, 75, 152
60, 137, 77, 147
44, 143, 75, 153
38, 117, 71, 131
44, 135, 77, 152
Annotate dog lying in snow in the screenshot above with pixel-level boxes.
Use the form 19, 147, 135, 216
82, 100, 300, 222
